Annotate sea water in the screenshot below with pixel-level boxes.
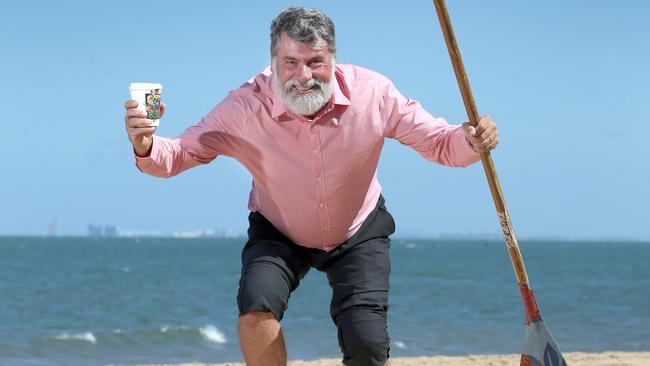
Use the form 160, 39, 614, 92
0, 237, 648, 365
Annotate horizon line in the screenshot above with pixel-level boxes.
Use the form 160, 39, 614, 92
0, 233, 648, 243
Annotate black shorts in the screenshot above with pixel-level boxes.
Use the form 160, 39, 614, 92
237, 195, 395, 364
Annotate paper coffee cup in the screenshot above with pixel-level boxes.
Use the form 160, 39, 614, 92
129, 83, 163, 126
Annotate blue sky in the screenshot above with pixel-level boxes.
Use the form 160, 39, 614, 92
1, 1, 648, 240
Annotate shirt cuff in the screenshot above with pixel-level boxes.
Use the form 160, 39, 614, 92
455, 126, 480, 158
134, 136, 157, 170
465, 137, 477, 152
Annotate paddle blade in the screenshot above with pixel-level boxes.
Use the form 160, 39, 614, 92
519, 284, 567, 366
520, 318, 567, 366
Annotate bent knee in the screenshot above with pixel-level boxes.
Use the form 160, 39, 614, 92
342, 338, 389, 366
337, 308, 389, 366
237, 262, 291, 320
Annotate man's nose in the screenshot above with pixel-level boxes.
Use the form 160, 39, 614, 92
295, 64, 312, 83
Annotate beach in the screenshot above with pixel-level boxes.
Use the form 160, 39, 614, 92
141, 352, 650, 365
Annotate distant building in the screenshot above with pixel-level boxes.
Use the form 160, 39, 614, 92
170, 228, 245, 239
88, 224, 118, 237
88, 224, 103, 237
47, 219, 57, 237
221, 228, 244, 238
104, 225, 117, 237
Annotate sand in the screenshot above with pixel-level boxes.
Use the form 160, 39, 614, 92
141, 352, 650, 366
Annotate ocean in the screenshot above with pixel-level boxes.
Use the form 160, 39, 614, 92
0, 237, 648, 366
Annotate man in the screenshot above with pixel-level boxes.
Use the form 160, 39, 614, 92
124, 7, 498, 366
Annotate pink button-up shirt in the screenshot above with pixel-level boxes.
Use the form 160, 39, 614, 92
135, 64, 479, 251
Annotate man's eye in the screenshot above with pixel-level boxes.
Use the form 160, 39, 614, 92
286, 60, 297, 65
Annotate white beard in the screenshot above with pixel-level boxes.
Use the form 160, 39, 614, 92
272, 59, 335, 116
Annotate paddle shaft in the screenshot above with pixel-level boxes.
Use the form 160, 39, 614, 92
432, 0, 528, 285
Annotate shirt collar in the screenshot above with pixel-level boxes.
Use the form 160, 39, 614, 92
271, 66, 351, 121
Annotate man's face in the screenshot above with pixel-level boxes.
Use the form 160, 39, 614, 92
272, 32, 335, 116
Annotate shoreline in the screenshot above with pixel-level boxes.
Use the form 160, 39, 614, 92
140, 351, 650, 366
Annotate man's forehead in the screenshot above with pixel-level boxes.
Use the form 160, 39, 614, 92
278, 33, 328, 56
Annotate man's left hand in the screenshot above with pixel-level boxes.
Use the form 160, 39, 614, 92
462, 115, 498, 153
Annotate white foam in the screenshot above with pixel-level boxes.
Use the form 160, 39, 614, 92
199, 325, 226, 344
54, 332, 97, 344
161, 325, 192, 333
393, 340, 407, 350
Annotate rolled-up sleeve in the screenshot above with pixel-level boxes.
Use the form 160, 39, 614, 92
135, 92, 247, 177
380, 81, 479, 167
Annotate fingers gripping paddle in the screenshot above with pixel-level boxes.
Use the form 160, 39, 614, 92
432, 1, 568, 365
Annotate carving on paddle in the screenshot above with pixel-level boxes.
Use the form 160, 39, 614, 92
497, 211, 517, 248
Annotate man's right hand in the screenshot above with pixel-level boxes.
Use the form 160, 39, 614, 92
124, 100, 166, 157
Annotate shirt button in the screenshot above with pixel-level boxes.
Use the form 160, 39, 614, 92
322, 226, 329, 231
319, 203, 326, 208
316, 177, 322, 182
313, 150, 320, 155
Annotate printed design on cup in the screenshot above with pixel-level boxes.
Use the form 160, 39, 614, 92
145, 89, 162, 120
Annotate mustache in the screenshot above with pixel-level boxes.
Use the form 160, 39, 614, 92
283, 78, 324, 93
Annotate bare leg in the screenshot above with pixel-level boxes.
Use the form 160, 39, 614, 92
238, 311, 287, 366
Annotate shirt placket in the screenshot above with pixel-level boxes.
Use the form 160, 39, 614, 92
309, 123, 331, 245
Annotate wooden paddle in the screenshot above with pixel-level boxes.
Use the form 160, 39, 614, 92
432, 1, 568, 365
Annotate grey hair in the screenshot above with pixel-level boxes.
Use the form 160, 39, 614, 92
270, 7, 336, 57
